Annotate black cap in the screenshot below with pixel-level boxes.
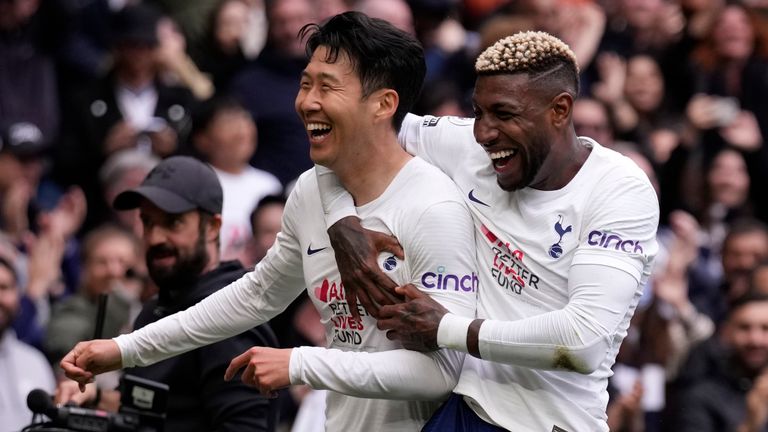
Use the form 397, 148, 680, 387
111, 4, 161, 47
113, 156, 223, 214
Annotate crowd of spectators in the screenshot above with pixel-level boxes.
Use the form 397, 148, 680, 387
2, 0, 768, 431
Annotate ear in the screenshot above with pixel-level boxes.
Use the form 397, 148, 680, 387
371, 89, 399, 124
206, 214, 223, 242
550, 92, 573, 128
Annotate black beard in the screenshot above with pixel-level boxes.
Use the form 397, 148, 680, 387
147, 223, 209, 293
499, 138, 550, 192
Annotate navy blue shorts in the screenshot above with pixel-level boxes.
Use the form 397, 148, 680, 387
421, 393, 507, 432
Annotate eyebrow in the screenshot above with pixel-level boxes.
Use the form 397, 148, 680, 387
301, 70, 342, 85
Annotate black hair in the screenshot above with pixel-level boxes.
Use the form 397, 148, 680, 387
191, 96, 251, 137
299, 11, 426, 131
727, 292, 768, 320
723, 218, 768, 251
249, 194, 286, 234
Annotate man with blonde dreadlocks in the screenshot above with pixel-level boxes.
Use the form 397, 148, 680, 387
301, 31, 661, 431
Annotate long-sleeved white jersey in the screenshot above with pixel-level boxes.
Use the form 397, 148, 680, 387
314, 114, 660, 431
113, 157, 477, 432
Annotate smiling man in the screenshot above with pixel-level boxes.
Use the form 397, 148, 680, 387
315, 31, 661, 431
60, 12, 477, 432
57, 156, 280, 432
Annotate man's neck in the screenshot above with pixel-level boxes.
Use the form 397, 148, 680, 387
333, 132, 411, 206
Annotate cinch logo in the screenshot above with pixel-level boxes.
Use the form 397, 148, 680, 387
421, 266, 478, 292
587, 230, 643, 254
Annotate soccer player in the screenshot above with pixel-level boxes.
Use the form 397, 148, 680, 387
312, 31, 660, 431
60, 12, 476, 432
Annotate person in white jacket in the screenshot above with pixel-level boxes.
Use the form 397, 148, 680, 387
60, 11, 477, 432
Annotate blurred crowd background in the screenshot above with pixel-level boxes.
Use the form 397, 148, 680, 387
1, 0, 768, 431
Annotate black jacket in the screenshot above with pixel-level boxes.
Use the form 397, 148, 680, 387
125, 261, 279, 432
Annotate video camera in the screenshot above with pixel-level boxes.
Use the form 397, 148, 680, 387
23, 375, 168, 432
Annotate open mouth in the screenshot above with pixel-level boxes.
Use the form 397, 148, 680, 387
307, 122, 332, 141
488, 149, 518, 170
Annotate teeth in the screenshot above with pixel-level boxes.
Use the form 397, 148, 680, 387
488, 149, 517, 160
307, 122, 332, 132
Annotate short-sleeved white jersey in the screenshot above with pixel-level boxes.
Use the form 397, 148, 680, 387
115, 157, 477, 432
396, 114, 660, 431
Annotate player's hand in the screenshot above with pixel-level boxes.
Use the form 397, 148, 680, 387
60, 340, 122, 391
55, 381, 97, 406
327, 216, 404, 319
224, 347, 292, 398
377, 284, 448, 352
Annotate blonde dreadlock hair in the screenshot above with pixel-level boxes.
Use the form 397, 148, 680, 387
475, 31, 580, 95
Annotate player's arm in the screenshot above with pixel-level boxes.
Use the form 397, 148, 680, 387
61, 188, 308, 385
290, 346, 464, 400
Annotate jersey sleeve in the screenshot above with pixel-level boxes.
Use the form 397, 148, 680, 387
289, 346, 464, 400
572, 173, 660, 281
401, 201, 477, 318
398, 114, 477, 180
115, 187, 309, 368
471, 263, 640, 373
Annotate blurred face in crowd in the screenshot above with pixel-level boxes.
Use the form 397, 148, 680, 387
573, 98, 613, 147
81, 232, 140, 298
752, 264, 768, 294
712, 5, 754, 62
215, 0, 250, 52
0, 263, 18, 336
621, 0, 664, 30
0, 0, 39, 31
625, 55, 664, 114
115, 41, 159, 79
196, 108, 257, 173
140, 202, 216, 290
724, 300, 768, 374
356, 0, 415, 35
249, 201, 284, 264
268, 0, 314, 58
722, 230, 768, 297
708, 148, 749, 209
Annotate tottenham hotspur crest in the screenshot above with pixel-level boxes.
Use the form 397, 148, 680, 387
549, 215, 572, 259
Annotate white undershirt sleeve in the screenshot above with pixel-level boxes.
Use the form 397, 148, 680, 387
289, 346, 464, 400
438, 263, 641, 374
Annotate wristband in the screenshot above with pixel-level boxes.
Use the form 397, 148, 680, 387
437, 313, 474, 352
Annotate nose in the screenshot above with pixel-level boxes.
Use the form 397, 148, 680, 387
473, 117, 499, 148
106, 259, 127, 278
295, 86, 321, 116
144, 224, 166, 247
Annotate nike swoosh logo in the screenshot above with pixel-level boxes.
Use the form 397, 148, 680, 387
307, 245, 328, 255
468, 189, 490, 207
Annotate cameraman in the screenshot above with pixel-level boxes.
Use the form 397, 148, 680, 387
55, 157, 279, 431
